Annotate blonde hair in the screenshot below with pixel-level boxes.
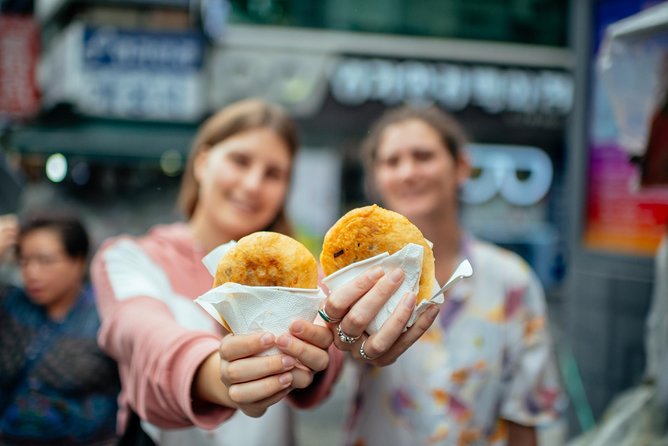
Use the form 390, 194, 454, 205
178, 99, 298, 235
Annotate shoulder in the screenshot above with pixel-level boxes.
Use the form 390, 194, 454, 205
471, 238, 535, 284
1, 285, 31, 311
94, 223, 190, 266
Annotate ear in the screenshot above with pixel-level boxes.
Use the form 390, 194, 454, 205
73, 257, 88, 281
193, 149, 209, 184
456, 151, 472, 186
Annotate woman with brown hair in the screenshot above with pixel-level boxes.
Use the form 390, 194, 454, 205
334, 105, 564, 446
91, 99, 426, 445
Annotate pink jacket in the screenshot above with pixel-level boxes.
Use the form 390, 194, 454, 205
91, 223, 342, 433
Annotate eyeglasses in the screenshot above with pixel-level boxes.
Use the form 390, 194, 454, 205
18, 253, 69, 269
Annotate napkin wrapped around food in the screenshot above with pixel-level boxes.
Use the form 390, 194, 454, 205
195, 240, 326, 355
322, 243, 443, 335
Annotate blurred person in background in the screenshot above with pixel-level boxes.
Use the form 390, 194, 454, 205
0, 215, 18, 289
339, 106, 565, 446
0, 212, 120, 445
91, 98, 435, 446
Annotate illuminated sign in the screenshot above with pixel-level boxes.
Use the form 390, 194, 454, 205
462, 144, 553, 207
330, 58, 573, 116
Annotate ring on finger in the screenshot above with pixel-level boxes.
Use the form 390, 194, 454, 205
337, 324, 360, 344
318, 307, 342, 324
359, 338, 375, 361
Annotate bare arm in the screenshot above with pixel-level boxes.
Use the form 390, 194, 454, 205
506, 420, 537, 446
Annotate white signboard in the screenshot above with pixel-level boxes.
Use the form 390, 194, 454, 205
40, 23, 206, 121
330, 57, 574, 115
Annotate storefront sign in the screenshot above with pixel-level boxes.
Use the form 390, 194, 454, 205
0, 16, 40, 120
40, 23, 206, 121
330, 58, 573, 116
207, 48, 331, 118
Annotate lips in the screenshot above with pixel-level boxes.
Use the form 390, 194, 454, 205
227, 196, 260, 214
394, 186, 430, 200
26, 286, 45, 297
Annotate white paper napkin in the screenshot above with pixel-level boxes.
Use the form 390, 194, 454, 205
195, 241, 326, 355
322, 243, 443, 335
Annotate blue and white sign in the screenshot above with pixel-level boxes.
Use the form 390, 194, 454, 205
40, 23, 206, 121
82, 27, 204, 71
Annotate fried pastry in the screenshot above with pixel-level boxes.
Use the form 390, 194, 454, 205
320, 205, 435, 303
214, 231, 318, 289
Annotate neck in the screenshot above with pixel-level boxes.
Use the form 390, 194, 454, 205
412, 210, 462, 285
47, 285, 82, 321
189, 211, 234, 254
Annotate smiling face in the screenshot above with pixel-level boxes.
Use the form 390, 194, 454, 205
192, 127, 292, 242
373, 119, 470, 221
18, 228, 85, 310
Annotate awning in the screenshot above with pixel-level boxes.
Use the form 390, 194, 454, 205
10, 118, 197, 162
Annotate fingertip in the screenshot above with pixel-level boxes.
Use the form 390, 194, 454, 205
278, 372, 293, 387
277, 334, 291, 348
261, 332, 275, 347
291, 320, 305, 335
389, 268, 404, 284
366, 265, 385, 281
402, 291, 417, 309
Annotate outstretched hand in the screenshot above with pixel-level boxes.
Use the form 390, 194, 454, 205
195, 322, 334, 418
217, 332, 295, 417
0, 214, 18, 261
320, 266, 440, 366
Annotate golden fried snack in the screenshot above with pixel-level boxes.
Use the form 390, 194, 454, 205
214, 231, 318, 289
320, 204, 435, 303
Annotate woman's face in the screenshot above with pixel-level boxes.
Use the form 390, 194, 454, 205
373, 119, 469, 220
194, 127, 292, 240
19, 228, 85, 308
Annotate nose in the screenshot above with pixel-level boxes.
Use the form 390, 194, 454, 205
395, 158, 417, 180
21, 262, 41, 281
240, 165, 263, 192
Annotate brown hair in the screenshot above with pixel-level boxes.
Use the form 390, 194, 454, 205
178, 99, 298, 235
361, 105, 468, 171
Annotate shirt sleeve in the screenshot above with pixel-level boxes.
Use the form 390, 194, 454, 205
91, 237, 235, 430
499, 266, 565, 428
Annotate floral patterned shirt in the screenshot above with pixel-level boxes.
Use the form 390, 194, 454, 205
344, 237, 564, 446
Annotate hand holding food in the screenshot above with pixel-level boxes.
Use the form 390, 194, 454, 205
318, 205, 441, 365
195, 231, 332, 410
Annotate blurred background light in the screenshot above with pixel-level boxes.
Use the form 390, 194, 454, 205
45, 153, 67, 183
70, 160, 91, 186
160, 149, 183, 176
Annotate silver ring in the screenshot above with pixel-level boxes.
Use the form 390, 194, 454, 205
318, 308, 341, 324
337, 324, 359, 344
359, 339, 374, 361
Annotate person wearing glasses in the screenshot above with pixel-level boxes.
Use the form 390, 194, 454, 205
0, 212, 120, 445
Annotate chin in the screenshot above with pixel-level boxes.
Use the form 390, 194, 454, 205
388, 199, 435, 219
225, 218, 271, 240
26, 293, 51, 306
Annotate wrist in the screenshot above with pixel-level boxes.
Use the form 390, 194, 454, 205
193, 351, 236, 409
